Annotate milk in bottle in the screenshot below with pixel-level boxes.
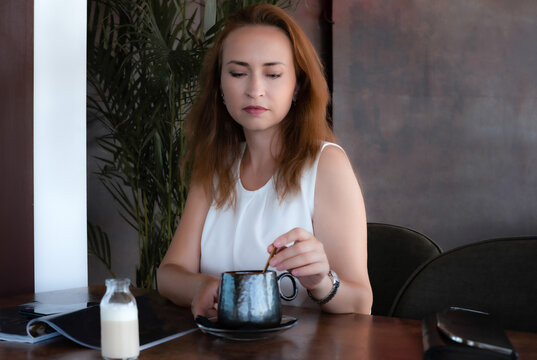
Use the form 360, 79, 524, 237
100, 278, 139, 360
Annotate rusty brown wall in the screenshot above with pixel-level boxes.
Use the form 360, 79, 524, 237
0, 0, 34, 295
333, 0, 537, 249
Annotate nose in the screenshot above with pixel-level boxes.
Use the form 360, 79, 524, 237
246, 74, 264, 98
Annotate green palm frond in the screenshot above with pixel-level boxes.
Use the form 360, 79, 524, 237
88, 222, 116, 278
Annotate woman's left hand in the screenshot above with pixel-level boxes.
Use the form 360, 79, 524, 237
267, 227, 330, 291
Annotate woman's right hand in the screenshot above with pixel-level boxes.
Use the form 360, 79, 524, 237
191, 275, 220, 318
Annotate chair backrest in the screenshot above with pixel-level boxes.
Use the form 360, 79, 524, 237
367, 222, 441, 316
389, 236, 537, 332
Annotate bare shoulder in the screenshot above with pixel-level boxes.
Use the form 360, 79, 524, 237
319, 144, 349, 165
316, 144, 359, 188
314, 143, 365, 229
179, 181, 212, 234
187, 181, 212, 207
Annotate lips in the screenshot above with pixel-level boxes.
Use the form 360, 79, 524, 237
243, 106, 267, 115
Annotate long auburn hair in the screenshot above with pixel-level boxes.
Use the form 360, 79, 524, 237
185, 3, 335, 208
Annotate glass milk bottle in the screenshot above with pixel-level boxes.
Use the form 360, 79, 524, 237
100, 278, 140, 360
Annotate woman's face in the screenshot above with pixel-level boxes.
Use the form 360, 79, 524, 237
220, 25, 297, 138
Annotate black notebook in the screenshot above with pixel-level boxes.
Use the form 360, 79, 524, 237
0, 292, 197, 349
422, 307, 518, 360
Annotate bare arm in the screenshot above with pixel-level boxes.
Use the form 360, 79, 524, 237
312, 145, 372, 313
156, 182, 219, 317
268, 146, 372, 314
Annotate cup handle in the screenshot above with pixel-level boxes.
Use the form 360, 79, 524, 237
277, 272, 298, 301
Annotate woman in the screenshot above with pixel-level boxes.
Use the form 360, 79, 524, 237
157, 4, 372, 317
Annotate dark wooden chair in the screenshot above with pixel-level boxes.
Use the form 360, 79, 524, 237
389, 236, 537, 332
367, 222, 441, 316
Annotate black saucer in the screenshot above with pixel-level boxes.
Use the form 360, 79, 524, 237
195, 315, 298, 341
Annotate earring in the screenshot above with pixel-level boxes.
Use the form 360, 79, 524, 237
221, 92, 226, 105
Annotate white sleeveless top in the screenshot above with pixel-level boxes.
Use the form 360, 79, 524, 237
200, 142, 342, 308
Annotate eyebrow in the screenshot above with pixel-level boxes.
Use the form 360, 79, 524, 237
225, 60, 285, 67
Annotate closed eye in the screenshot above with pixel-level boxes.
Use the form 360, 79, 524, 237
230, 71, 246, 78
267, 73, 282, 79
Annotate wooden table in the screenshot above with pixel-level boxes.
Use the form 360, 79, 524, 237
1, 287, 536, 359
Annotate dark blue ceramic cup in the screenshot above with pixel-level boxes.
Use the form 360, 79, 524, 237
217, 270, 298, 329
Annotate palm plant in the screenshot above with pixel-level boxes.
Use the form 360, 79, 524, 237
87, 0, 294, 289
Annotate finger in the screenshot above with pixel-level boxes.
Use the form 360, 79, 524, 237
270, 240, 322, 267
274, 251, 326, 272
267, 242, 288, 254
191, 304, 202, 318
192, 300, 209, 317
273, 227, 312, 248
192, 300, 217, 318
206, 307, 217, 318
192, 290, 218, 318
